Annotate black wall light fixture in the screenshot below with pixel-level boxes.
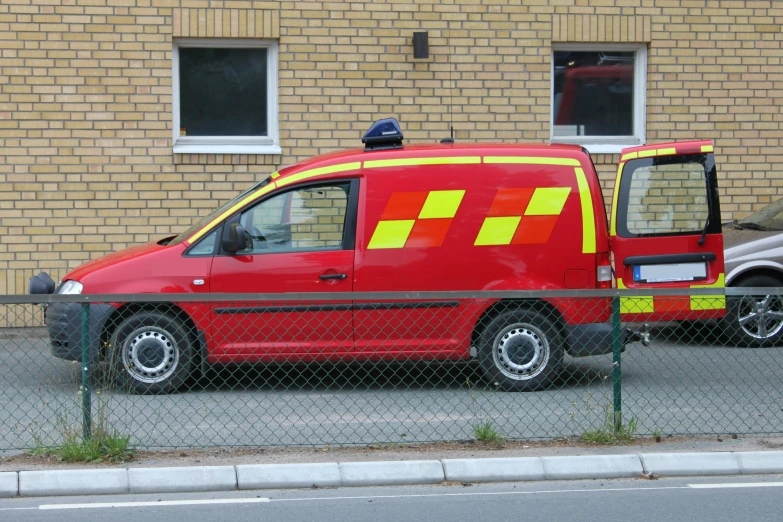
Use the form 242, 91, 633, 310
413, 31, 429, 59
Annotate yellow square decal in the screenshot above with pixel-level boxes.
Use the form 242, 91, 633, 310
524, 187, 571, 216
474, 216, 521, 246
418, 190, 465, 219
367, 220, 415, 249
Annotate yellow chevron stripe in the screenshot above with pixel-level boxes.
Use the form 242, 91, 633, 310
364, 157, 480, 169
574, 168, 596, 254
483, 156, 581, 166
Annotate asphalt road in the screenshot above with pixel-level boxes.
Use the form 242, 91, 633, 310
1, 476, 782, 522
1, 325, 782, 450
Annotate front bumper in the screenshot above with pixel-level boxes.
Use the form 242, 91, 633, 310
45, 302, 116, 362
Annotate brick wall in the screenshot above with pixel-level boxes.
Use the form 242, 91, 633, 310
0, 0, 782, 293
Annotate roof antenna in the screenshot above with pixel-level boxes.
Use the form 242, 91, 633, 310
440, 20, 455, 145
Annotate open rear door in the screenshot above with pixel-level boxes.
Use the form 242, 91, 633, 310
610, 140, 725, 322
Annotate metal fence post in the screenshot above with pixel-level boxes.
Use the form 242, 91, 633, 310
80, 301, 92, 441
611, 295, 622, 432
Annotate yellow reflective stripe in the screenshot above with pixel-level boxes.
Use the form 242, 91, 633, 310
187, 182, 278, 244
276, 162, 361, 188
616, 278, 654, 314
621, 296, 655, 314
573, 168, 596, 254
690, 273, 726, 310
701, 145, 714, 153
483, 156, 581, 166
690, 296, 726, 311
418, 190, 465, 219
525, 187, 570, 216
474, 216, 521, 246
623, 147, 678, 163
367, 220, 415, 249
270, 171, 280, 179
364, 157, 480, 169
610, 162, 624, 237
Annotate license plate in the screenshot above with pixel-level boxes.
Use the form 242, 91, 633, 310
633, 262, 707, 283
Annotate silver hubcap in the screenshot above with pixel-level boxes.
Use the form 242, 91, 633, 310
493, 323, 550, 381
737, 295, 783, 340
122, 326, 179, 384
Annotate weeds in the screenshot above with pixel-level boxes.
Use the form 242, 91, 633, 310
579, 403, 638, 445
25, 359, 134, 463
568, 388, 639, 445
472, 420, 505, 445
466, 378, 505, 446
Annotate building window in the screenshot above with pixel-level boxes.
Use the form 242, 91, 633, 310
173, 39, 279, 155
551, 44, 646, 154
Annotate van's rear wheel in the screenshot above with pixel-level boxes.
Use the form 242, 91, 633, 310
110, 311, 194, 394
477, 308, 563, 391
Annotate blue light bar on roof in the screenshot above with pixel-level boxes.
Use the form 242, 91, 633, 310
362, 118, 404, 151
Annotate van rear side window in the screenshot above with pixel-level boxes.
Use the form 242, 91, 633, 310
618, 156, 711, 237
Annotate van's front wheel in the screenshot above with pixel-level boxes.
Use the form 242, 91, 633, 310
110, 311, 194, 394
477, 309, 563, 391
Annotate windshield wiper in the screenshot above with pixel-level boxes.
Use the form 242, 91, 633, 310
698, 212, 710, 245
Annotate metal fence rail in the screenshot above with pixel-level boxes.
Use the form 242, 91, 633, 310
1, 289, 781, 451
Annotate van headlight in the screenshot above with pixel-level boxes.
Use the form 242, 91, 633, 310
58, 280, 83, 295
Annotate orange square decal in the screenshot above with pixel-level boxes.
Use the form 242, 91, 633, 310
406, 218, 453, 248
381, 192, 429, 221
488, 188, 535, 217
511, 215, 558, 244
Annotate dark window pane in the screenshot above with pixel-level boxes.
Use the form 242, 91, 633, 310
179, 47, 268, 137
553, 51, 634, 137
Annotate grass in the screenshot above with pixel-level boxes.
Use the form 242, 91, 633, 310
472, 421, 505, 446
579, 405, 638, 445
29, 426, 134, 463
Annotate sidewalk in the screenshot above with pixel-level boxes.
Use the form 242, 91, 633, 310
2, 436, 783, 498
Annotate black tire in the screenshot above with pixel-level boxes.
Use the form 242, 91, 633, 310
110, 311, 194, 394
722, 274, 783, 347
477, 308, 564, 391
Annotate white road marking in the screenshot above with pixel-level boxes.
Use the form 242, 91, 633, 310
271, 485, 690, 503
38, 498, 270, 510
688, 482, 783, 489
6, 481, 782, 512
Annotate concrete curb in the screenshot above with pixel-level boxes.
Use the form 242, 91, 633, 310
18, 469, 128, 497
0, 472, 18, 498
640, 452, 740, 477
5, 451, 783, 498
339, 460, 444, 487
128, 466, 237, 494
541, 454, 643, 480
237, 463, 341, 490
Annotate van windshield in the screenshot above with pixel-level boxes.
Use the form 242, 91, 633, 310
169, 177, 271, 245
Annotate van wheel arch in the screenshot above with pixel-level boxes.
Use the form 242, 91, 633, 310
100, 303, 203, 369
471, 299, 569, 357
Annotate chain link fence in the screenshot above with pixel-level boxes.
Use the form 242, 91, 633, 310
1, 289, 781, 451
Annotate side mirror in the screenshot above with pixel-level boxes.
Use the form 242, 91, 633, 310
221, 223, 247, 253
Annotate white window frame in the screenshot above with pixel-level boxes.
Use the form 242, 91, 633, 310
172, 38, 280, 155
550, 43, 647, 155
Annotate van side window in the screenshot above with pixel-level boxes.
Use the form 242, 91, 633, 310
188, 230, 218, 256
238, 182, 350, 254
623, 159, 708, 236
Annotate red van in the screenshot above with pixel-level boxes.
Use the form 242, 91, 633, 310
31, 119, 725, 393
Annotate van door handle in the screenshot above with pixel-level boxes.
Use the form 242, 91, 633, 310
320, 273, 347, 280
